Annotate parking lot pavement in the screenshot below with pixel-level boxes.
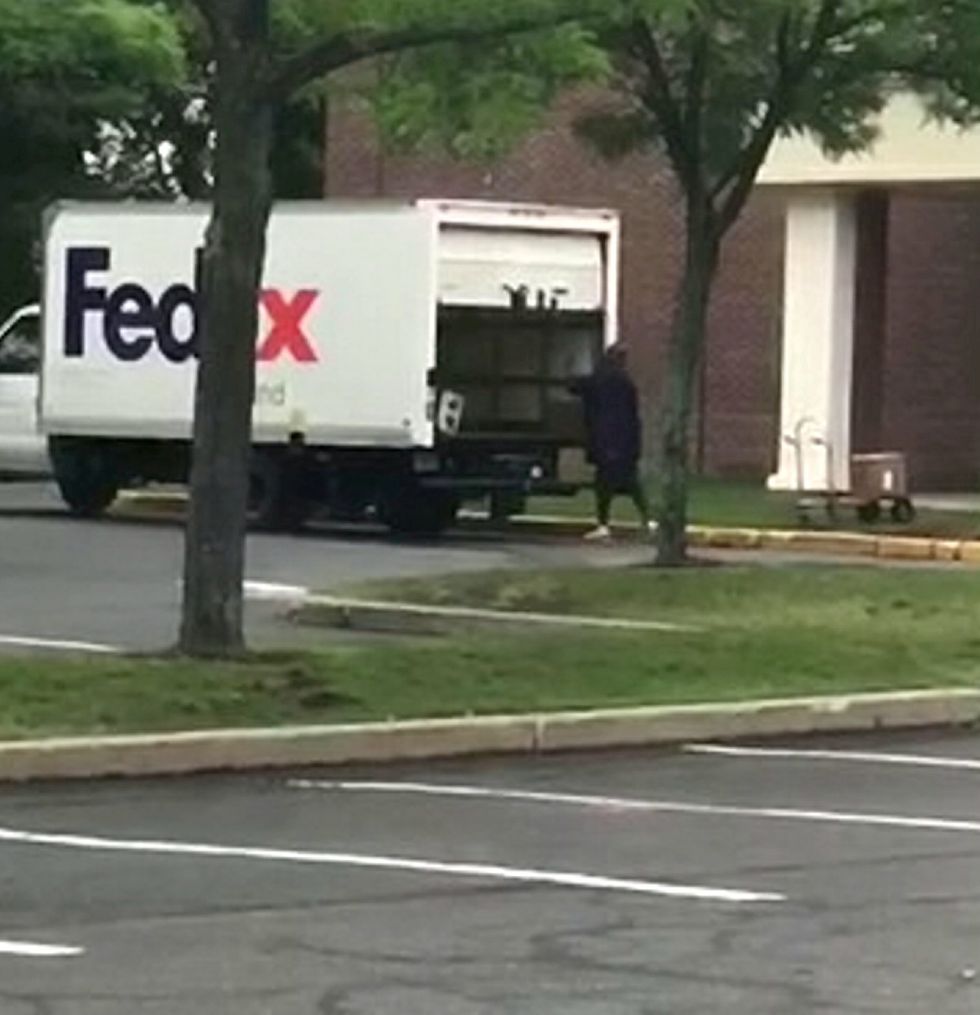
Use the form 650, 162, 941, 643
1, 728, 979, 1013
0, 483, 653, 653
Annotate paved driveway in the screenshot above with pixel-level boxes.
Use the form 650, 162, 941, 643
3, 729, 980, 1012
0, 482, 649, 652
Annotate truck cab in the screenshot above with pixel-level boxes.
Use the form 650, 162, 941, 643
0, 303, 46, 478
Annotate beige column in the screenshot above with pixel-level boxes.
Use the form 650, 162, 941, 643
769, 190, 857, 492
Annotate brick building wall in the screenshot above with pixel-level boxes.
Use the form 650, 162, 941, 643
325, 94, 980, 488
324, 93, 784, 479
882, 196, 980, 489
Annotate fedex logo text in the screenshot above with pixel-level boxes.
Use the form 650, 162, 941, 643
63, 247, 320, 364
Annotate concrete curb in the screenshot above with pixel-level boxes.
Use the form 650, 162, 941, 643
294, 596, 698, 636
534, 689, 980, 752
1, 688, 978, 782
113, 490, 975, 566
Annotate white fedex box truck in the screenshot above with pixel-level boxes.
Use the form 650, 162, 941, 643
41, 200, 619, 534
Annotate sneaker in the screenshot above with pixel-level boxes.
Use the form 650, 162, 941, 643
584, 525, 613, 542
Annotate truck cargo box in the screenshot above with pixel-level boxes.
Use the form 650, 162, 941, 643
43, 200, 618, 447
41, 199, 620, 532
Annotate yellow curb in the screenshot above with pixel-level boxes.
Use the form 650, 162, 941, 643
758, 530, 797, 550
934, 541, 963, 563
691, 527, 762, 550
780, 531, 878, 557
876, 536, 936, 562
958, 541, 980, 564
113, 491, 188, 517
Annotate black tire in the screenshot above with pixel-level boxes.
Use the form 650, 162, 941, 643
489, 491, 527, 523
49, 439, 120, 518
891, 498, 916, 525
248, 453, 309, 532
857, 501, 882, 524
326, 473, 374, 523
381, 484, 459, 537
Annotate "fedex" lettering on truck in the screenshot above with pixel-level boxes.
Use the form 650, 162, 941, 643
63, 247, 320, 364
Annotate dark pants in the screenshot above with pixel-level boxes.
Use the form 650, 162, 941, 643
595, 460, 650, 526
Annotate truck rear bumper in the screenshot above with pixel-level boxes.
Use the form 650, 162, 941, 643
419, 475, 582, 497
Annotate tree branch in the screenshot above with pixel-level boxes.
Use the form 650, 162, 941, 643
683, 13, 710, 160
630, 17, 697, 182
708, 10, 794, 219
714, 110, 779, 234
713, 0, 848, 232
188, 0, 223, 49
828, 3, 899, 40
808, 0, 844, 53
268, 9, 583, 101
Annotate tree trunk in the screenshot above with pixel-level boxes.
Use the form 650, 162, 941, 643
656, 202, 720, 567
179, 6, 273, 657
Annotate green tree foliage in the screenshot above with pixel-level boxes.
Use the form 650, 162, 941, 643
89, 1, 330, 201
0, 0, 332, 312
368, 25, 606, 161
0, 0, 184, 312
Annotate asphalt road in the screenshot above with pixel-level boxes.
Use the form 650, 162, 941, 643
2, 729, 980, 1012
0, 480, 943, 655
3, 481, 980, 1012
0, 482, 651, 652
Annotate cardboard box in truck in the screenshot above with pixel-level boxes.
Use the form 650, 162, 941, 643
41, 200, 619, 534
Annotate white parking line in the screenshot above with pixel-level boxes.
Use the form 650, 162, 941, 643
0, 825, 781, 905
243, 581, 310, 603
0, 940, 84, 958
289, 779, 980, 836
686, 743, 980, 771
0, 635, 119, 655
181, 580, 311, 604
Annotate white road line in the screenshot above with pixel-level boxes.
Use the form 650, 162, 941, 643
243, 581, 310, 603
0, 825, 781, 905
0, 940, 84, 958
0, 635, 119, 655
178, 579, 310, 603
686, 743, 980, 771
288, 779, 980, 837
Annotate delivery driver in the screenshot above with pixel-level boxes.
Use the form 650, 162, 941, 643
571, 344, 654, 541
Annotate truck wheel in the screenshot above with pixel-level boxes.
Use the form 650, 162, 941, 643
381, 485, 459, 537
50, 440, 120, 518
891, 498, 916, 525
248, 454, 310, 532
489, 491, 527, 522
248, 455, 286, 531
326, 474, 374, 523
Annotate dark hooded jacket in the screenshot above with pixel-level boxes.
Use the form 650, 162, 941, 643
571, 360, 642, 468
